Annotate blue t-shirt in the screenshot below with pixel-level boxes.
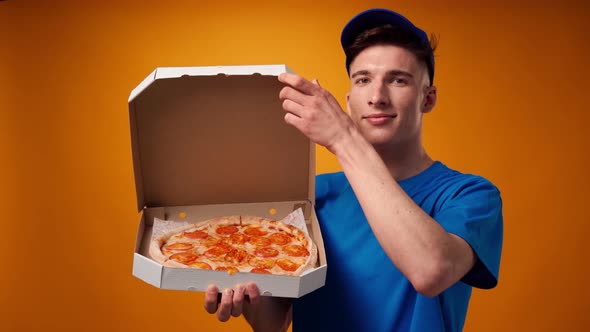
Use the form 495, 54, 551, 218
293, 161, 503, 332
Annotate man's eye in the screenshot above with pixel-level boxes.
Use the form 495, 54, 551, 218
355, 77, 370, 84
390, 78, 406, 85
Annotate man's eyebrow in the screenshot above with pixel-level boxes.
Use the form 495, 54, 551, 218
387, 70, 414, 78
351, 70, 369, 79
351, 70, 414, 79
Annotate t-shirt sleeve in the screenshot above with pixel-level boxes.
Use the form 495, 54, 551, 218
315, 172, 347, 209
434, 177, 503, 289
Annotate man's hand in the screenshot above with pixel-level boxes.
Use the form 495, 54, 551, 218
204, 283, 260, 322
204, 283, 293, 331
278, 73, 355, 154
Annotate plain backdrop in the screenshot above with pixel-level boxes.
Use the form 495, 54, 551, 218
1, 0, 589, 331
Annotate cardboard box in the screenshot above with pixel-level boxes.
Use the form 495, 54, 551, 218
129, 65, 327, 298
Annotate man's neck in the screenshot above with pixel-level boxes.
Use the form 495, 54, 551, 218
374, 141, 434, 181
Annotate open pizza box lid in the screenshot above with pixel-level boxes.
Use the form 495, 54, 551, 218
128, 65, 327, 298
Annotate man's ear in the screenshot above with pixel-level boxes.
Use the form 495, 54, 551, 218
422, 86, 437, 113
345, 92, 351, 113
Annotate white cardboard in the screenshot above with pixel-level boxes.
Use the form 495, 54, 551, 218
129, 65, 326, 298
128, 65, 294, 103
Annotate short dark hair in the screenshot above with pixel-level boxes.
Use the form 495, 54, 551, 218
344, 24, 437, 85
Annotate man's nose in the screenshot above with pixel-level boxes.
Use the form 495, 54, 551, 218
368, 82, 390, 107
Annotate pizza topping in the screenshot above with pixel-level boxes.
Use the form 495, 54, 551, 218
228, 233, 250, 245
216, 225, 239, 235
204, 245, 233, 258
201, 235, 222, 246
216, 266, 239, 275
250, 268, 271, 274
276, 258, 301, 272
248, 236, 272, 247
169, 252, 199, 264
283, 244, 309, 257
224, 248, 250, 264
163, 242, 193, 251
184, 230, 208, 239
249, 256, 276, 269
212, 240, 234, 251
244, 226, 268, 237
255, 247, 279, 258
188, 261, 212, 270
268, 232, 292, 245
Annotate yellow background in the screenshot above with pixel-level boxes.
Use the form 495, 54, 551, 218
1, 0, 589, 331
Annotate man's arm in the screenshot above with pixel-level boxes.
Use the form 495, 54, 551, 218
204, 283, 292, 331
330, 129, 476, 296
278, 73, 475, 297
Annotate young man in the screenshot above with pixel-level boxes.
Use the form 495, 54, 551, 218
204, 8, 503, 332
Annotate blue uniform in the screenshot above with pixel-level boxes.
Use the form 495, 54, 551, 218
293, 161, 503, 332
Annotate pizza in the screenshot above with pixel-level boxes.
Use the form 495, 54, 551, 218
149, 215, 318, 276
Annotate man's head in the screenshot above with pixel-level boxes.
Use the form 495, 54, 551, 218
341, 8, 435, 86
340, 8, 438, 152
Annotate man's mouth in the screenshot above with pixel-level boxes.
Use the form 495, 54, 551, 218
362, 113, 397, 125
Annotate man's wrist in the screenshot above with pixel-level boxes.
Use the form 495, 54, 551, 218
330, 126, 371, 166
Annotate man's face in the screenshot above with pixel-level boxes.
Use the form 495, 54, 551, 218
346, 44, 435, 150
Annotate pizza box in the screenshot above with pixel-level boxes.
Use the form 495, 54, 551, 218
128, 65, 327, 298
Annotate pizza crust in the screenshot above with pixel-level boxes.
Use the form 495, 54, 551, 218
149, 215, 318, 276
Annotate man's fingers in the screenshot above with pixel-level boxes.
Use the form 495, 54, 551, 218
278, 72, 318, 95
284, 112, 306, 131
204, 285, 219, 314
246, 282, 261, 305
279, 86, 310, 106
217, 288, 233, 322
204, 284, 264, 322
282, 99, 305, 117
231, 284, 246, 317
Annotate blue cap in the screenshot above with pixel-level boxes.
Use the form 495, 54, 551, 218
341, 8, 434, 84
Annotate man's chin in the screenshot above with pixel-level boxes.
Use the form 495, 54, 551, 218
360, 130, 396, 147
